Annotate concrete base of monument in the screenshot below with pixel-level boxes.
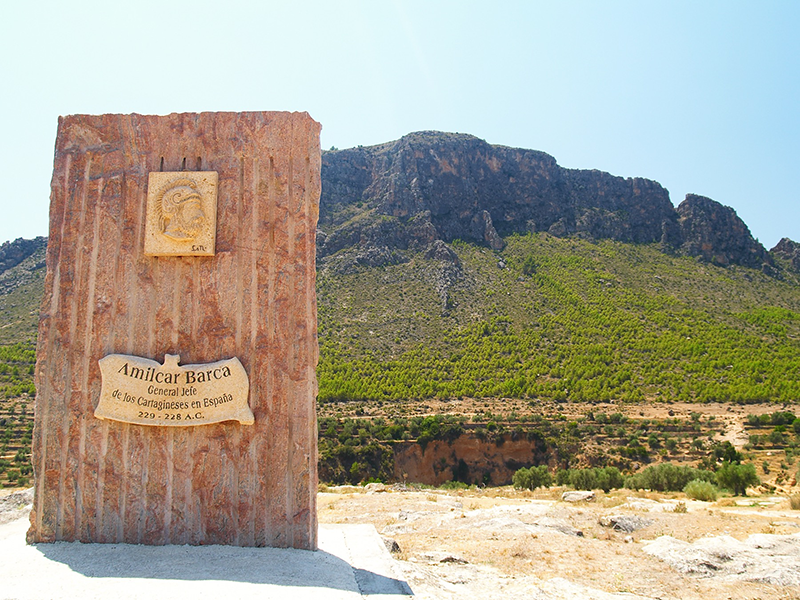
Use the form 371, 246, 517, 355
0, 517, 413, 599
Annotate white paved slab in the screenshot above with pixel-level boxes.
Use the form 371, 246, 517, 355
0, 517, 413, 599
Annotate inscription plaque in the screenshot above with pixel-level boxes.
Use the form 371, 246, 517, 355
144, 171, 218, 256
95, 354, 253, 426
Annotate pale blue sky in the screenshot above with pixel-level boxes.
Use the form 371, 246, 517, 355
1, 1, 798, 248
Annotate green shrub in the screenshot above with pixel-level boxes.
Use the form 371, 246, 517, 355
556, 467, 624, 493
683, 479, 719, 501
625, 463, 715, 492
715, 462, 759, 496
512, 465, 552, 491
771, 411, 797, 426
439, 480, 470, 490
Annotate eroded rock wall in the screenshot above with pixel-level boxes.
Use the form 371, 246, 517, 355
393, 434, 546, 486
319, 131, 774, 273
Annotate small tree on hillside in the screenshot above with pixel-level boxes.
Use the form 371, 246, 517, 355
716, 462, 759, 496
513, 465, 552, 491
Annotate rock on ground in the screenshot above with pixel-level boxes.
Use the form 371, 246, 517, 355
0, 488, 33, 525
643, 532, 800, 586
561, 490, 595, 502
599, 515, 654, 533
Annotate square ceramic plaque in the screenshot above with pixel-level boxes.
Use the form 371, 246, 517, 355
144, 171, 218, 256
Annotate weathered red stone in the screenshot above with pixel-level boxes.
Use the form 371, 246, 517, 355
28, 112, 320, 548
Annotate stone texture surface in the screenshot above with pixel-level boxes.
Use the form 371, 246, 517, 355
561, 491, 596, 503
388, 435, 546, 486
771, 237, 800, 272
598, 514, 654, 533
28, 112, 320, 548
676, 193, 771, 269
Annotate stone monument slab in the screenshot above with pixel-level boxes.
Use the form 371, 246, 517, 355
28, 111, 320, 548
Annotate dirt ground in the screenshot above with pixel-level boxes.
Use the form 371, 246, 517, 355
2, 484, 799, 599
319, 484, 800, 600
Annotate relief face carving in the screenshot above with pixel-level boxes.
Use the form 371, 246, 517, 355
145, 171, 218, 256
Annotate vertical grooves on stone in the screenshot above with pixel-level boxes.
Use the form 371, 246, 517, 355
31, 146, 71, 542
94, 170, 114, 541
128, 144, 150, 544
231, 156, 246, 546
96, 425, 109, 537
236, 157, 245, 351
164, 430, 173, 543
101, 143, 141, 542
234, 155, 247, 545
111, 147, 133, 543
119, 423, 129, 541
189, 258, 201, 543
256, 156, 268, 546
57, 154, 93, 540
267, 153, 282, 544
169, 257, 187, 543
244, 154, 259, 546
139, 438, 150, 542
286, 140, 296, 548
75, 173, 103, 539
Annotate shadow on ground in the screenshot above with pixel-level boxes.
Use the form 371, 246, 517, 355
34, 539, 412, 595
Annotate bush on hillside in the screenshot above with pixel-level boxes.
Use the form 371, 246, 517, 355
625, 463, 715, 492
512, 465, 552, 491
683, 479, 719, 501
715, 462, 759, 496
555, 466, 624, 493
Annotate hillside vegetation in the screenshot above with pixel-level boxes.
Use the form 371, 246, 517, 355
1, 232, 800, 487
318, 233, 800, 405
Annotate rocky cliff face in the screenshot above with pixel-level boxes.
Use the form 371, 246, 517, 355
771, 238, 800, 272
676, 194, 772, 270
319, 131, 776, 274
0, 237, 46, 275
321, 131, 677, 255
392, 434, 547, 486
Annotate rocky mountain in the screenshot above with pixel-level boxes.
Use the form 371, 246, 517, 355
319, 131, 786, 276
772, 238, 800, 272
0, 237, 46, 344
676, 194, 772, 270
0, 237, 46, 276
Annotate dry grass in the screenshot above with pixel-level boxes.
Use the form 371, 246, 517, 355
319, 485, 800, 600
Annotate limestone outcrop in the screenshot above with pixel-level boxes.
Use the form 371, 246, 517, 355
319, 131, 777, 273
0, 237, 46, 275
771, 237, 800, 272
676, 194, 771, 270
